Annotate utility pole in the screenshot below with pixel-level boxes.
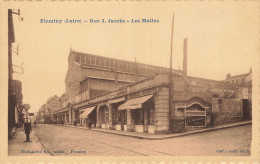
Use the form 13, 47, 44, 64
8, 9, 15, 81
8, 9, 22, 80
168, 12, 174, 134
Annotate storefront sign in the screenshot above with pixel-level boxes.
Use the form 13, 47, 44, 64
186, 116, 205, 126
171, 117, 185, 133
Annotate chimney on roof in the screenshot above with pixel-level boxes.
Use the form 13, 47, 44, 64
226, 73, 231, 79
183, 38, 188, 76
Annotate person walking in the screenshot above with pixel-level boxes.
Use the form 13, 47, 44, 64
87, 117, 92, 129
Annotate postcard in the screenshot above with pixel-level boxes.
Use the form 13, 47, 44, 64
0, 0, 259, 163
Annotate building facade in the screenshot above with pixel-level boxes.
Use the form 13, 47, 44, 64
223, 68, 252, 120
53, 50, 183, 126
224, 68, 252, 85
52, 50, 252, 134
8, 80, 23, 129
36, 95, 60, 123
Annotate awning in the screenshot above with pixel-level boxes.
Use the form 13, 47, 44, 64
108, 97, 125, 104
118, 94, 153, 110
79, 106, 96, 118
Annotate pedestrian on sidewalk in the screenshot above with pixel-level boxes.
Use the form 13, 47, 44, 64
87, 117, 92, 129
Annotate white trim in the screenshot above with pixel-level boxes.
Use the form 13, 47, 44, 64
175, 102, 209, 109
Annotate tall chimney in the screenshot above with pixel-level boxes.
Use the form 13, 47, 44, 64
183, 38, 188, 76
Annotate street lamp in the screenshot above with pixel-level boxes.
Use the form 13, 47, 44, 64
23, 103, 31, 142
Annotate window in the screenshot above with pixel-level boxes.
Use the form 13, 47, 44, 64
115, 61, 118, 68
218, 99, 222, 112
122, 63, 127, 70
81, 55, 86, 63
91, 57, 95, 65
129, 64, 132, 71
105, 59, 109, 67
132, 109, 143, 125
75, 54, 80, 63
105, 108, 109, 124
113, 110, 120, 124
96, 57, 101, 65
118, 62, 122, 69
86, 56, 90, 64
101, 108, 106, 124
110, 60, 114, 68
101, 58, 105, 66
125, 63, 128, 70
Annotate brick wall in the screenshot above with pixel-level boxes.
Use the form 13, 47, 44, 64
172, 75, 239, 103
212, 98, 243, 125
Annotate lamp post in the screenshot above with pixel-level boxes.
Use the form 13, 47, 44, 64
23, 103, 31, 142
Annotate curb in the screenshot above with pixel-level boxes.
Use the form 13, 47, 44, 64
33, 131, 52, 156
90, 121, 252, 140
53, 121, 252, 140
154, 121, 252, 140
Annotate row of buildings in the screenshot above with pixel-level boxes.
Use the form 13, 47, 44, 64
36, 42, 252, 134
36, 95, 60, 123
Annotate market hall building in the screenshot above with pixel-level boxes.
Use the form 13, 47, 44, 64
53, 49, 251, 134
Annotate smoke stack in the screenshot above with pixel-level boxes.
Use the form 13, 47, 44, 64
183, 38, 187, 76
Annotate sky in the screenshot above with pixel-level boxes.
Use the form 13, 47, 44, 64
1, 1, 258, 113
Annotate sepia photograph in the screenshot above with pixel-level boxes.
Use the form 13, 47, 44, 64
1, 0, 259, 163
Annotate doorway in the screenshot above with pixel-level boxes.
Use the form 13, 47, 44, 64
120, 111, 127, 130
99, 105, 109, 128
143, 108, 148, 132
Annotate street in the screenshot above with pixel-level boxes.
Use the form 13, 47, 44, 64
33, 124, 251, 156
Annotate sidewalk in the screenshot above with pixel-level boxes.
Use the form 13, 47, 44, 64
61, 120, 252, 140
8, 128, 50, 156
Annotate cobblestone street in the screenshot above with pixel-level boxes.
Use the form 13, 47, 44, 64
33, 124, 251, 156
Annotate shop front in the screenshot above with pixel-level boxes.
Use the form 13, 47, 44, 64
79, 106, 97, 127
109, 97, 126, 131
172, 98, 209, 132
54, 107, 70, 124
113, 110, 127, 131
118, 94, 155, 133
99, 105, 109, 129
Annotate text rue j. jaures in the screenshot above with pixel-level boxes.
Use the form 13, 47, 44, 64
40, 18, 160, 24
